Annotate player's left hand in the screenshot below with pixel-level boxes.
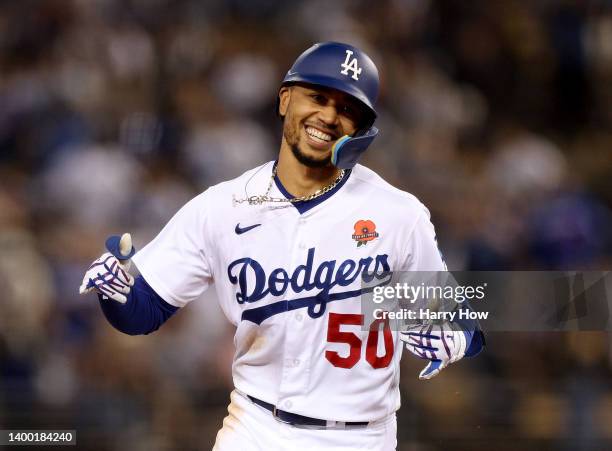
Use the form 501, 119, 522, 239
400, 322, 468, 380
79, 233, 136, 304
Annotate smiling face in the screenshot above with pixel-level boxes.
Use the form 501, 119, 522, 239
278, 84, 367, 168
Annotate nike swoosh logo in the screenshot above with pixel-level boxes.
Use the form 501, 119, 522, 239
235, 223, 261, 235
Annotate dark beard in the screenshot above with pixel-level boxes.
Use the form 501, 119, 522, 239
290, 144, 331, 168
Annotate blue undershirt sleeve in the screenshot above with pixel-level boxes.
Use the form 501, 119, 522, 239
465, 329, 486, 357
453, 303, 486, 357
98, 275, 179, 335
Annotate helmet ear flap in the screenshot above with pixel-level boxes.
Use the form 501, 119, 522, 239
331, 126, 379, 169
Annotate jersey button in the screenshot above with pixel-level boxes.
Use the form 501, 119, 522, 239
295, 313, 303, 321
298, 242, 306, 249
284, 401, 293, 409
293, 359, 300, 366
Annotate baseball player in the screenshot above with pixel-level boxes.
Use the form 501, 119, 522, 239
80, 42, 484, 450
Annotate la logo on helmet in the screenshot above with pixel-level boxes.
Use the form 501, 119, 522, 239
340, 49, 362, 81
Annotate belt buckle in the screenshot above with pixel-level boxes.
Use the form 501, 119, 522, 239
272, 406, 292, 425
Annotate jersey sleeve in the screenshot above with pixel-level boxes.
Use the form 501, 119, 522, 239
402, 206, 447, 271
132, 191, 214, 307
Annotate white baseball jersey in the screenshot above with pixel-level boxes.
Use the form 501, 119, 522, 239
133, 161, 445, 422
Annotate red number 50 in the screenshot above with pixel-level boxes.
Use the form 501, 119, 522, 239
325, 313, 394, 369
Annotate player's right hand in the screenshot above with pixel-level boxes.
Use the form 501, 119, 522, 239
79, 233, 136, 304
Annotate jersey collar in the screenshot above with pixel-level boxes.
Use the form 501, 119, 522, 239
272, 163, 352, 214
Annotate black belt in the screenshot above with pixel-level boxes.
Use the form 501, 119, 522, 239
247, 395, 369, 428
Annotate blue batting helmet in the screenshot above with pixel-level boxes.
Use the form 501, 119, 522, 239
281, 42, 379, 123
279, 42, 380, 169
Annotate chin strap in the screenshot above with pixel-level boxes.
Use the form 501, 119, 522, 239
331, 126, 379, 169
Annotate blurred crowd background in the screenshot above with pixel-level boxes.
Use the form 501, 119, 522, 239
1, 0, 612, 450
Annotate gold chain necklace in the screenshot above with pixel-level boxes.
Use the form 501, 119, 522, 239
233, 166, 346, 206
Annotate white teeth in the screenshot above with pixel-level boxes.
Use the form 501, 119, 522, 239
306, 126, 332, 142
